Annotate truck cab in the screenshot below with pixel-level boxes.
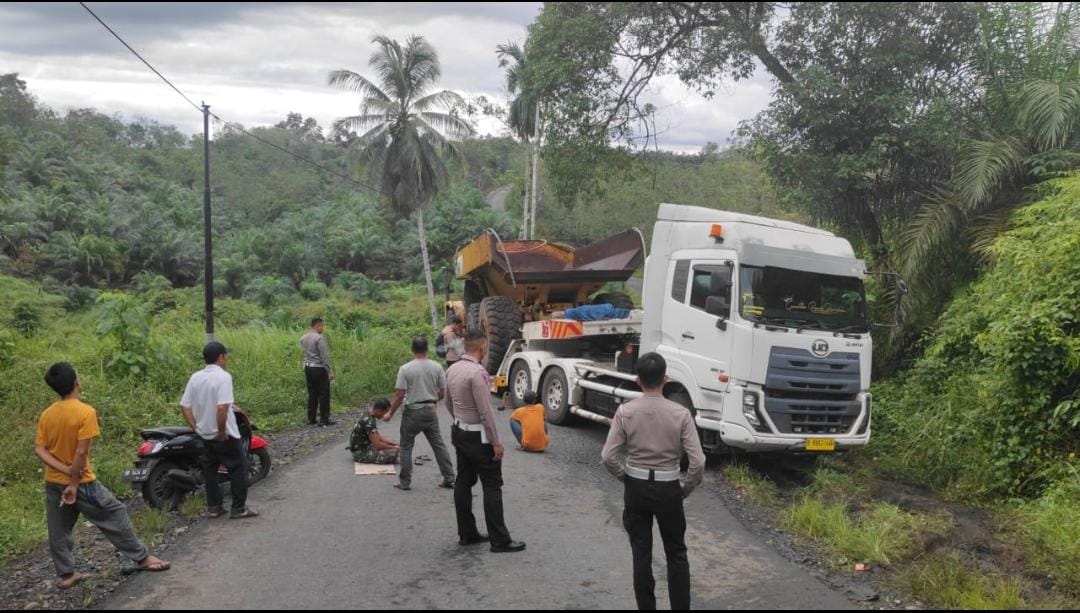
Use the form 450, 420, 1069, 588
641, 204, 872, 452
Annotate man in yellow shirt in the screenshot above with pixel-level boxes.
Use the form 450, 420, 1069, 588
509, 391, 549, 452
34, 362, 170, 589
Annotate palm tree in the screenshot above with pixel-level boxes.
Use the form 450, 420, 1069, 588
329, 35, 474, 332
496, 41, 539, 238
898, 2, 1080, 325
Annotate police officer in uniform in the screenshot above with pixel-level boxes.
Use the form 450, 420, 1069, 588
445, 330, 525, 553
601, 352, 705, 611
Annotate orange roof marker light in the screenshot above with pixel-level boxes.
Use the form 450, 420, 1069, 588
710, 224, 724, 240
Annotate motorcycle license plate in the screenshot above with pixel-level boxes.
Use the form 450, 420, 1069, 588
123, 467, 151, 482
806, 438, 836, 452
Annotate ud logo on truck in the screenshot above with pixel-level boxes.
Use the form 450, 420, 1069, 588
812, 339, 830, 357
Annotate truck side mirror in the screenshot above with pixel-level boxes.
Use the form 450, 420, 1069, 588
705, 296, 730, 318
710, 265, 733, 295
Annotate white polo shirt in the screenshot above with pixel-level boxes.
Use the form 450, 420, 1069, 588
180, 364, 240, 440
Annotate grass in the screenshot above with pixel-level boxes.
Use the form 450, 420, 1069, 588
0, 278, 427, 563
131, 507, 170, 548
786, 498, 946, 566
722, 463, 780, 507
1006, 480, 1080, 597
899, 551, 1032, 610
179, 495, 206, 521
780, 466, 948, 567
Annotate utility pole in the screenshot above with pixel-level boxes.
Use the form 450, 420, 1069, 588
202, 103, 214, 343
529, 102, 540, 239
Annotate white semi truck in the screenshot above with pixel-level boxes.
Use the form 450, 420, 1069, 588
493, 204, 874, 453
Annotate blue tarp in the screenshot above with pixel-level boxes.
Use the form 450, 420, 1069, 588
563, 304, 631, 321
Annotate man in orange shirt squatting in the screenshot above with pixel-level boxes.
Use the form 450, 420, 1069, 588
509, 390, 548, 452
34, 362, 170, 589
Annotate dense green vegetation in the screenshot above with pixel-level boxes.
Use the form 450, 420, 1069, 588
0, 273, 429, 560
872, 175, 1080, 501
0, 73, 515, 298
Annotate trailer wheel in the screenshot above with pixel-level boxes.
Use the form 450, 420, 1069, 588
509, 361, 533, 408
592, 291, 635, 310
541, 368, 572, 425
480, 296, 522, 375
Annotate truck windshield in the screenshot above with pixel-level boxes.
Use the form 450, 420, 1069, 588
738, 265, 868, 332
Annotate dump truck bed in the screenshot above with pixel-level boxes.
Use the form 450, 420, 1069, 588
455, 230, 644, 285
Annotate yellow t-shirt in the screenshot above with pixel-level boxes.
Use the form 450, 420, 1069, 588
35, 398, 100, 485
510, 403, 549, 452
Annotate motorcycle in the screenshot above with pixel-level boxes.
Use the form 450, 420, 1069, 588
123, 410, 271, 510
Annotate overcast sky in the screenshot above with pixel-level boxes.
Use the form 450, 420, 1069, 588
0, 2, 775, 152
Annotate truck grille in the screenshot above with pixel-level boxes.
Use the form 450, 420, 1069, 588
763, 347, 861, 435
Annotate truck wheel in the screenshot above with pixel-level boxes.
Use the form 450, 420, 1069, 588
592, 291, 635, 310
509, 361, 533, 408
541, 368, 572, 424
667, 390, 700, 471
480, 296, 522, 375
466, 302, 481, 333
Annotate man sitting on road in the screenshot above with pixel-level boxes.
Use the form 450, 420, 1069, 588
509, 390, 548, 452
349, 399, 400, 464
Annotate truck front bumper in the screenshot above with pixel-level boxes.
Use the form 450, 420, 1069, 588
699, 418, 870, 452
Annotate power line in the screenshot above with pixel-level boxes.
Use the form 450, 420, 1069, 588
79, 2, 385, 197
79, 2, 201, 113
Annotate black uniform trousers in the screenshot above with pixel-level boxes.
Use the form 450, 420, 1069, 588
201, 436, 248, 512
623, 477, 690, 611
304, 366, 331, 424
451, 425, 512, 546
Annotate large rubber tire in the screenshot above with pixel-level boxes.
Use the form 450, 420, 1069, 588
509, 360, 534, 408
592, 291, 635, 310
466, 302, 481, 334
247, 448, 272, 485
479, 296, 522, 375
142, 461, 181, 510
667, 390, 700, 472
541, 368, 573, 425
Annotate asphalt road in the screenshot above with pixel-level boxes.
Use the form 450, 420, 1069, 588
106, 404, 854, 610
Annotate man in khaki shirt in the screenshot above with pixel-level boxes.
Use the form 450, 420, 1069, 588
601, 352, 705, 611
445, 330, 525, 553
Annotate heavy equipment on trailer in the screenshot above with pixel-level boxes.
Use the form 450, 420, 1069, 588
450, 205, 896, 454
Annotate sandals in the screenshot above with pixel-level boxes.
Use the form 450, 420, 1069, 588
122, 558, 171, 576
413, 454, 432, 466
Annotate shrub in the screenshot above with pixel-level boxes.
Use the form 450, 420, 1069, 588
10, 301, 40, 335
299, 277, 328, 301
872, 175, 1080, 499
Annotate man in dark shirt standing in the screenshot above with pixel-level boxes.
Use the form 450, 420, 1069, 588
445, 330, 525, 553
601, 352, 706, 611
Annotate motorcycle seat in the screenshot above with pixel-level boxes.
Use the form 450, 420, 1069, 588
141, 426, 195, 439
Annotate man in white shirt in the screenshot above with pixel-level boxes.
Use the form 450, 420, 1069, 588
180, 342, 258, 519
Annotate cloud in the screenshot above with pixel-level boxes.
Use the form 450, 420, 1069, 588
1, 2, 775, 150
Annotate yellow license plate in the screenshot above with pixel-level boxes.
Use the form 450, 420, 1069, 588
806, 438, 836, 452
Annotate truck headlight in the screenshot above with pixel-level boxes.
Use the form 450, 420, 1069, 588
742, 392, 761, 427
